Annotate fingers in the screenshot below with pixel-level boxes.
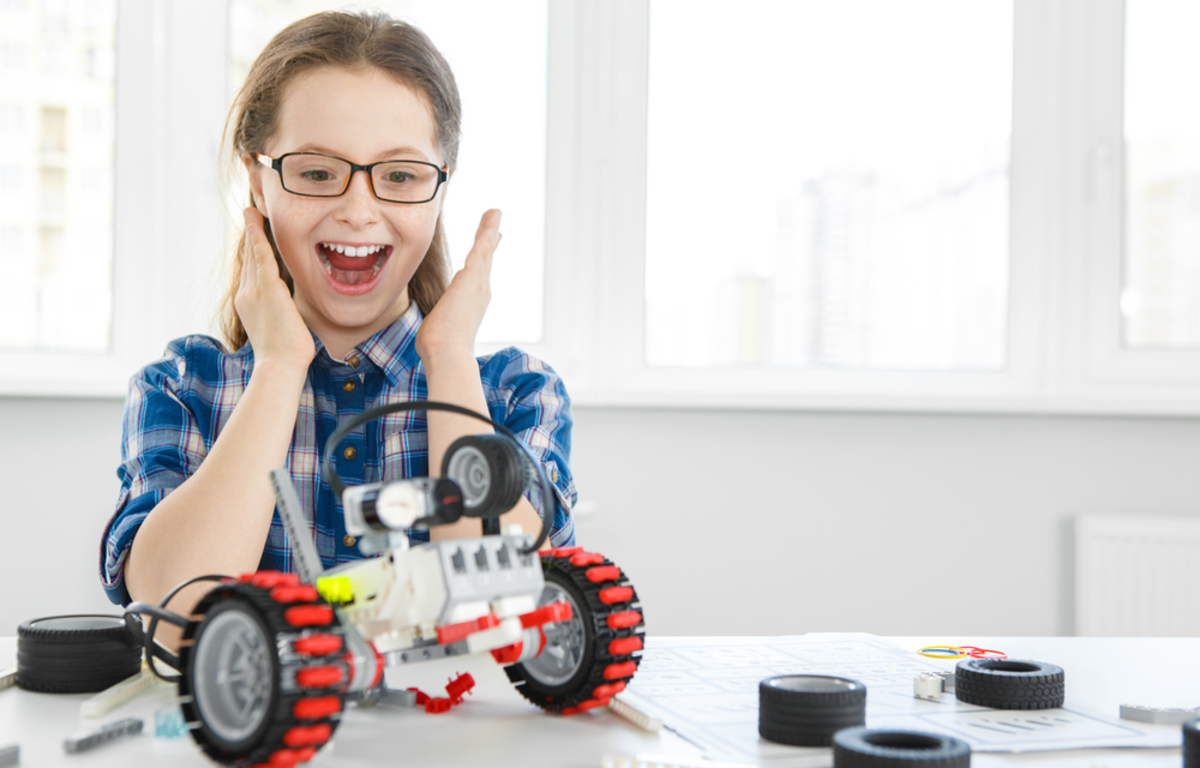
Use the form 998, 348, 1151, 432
467, 209, 502, 265
242, 207, 274, 286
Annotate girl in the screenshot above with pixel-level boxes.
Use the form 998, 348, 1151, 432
99, 11, 576, 624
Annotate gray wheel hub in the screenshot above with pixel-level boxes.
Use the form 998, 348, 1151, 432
523, 581, 586, 687
447, 445, 490, 508
192, 608, 273, 743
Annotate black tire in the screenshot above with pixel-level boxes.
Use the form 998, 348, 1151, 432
954, 658, 1064, 710
1184, 718, 1199, 768
758, 675, 866, 747
506, 548, 644, 713
16, 615, 140, 693
178, 573, 348, 767
442, 434, 531, 519
833, 727, 970, 768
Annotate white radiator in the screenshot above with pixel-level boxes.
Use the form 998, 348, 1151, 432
1075, 514, 1200, 636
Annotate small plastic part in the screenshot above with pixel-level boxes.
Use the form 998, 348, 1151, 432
914, 671, 945, 701
586, 565, 622, 583
284, 604, 334, 628
378, 688, 419, 708
154, 708, 188, 738
80, 665, 158, 718
955, 658, 1065, 710
293, 634, 344, 656
598, 586, 634, 605
519, 601, 573, 629
833, 727, 970, 768
315, 575, 353, 604
1119, 704, 1200, 725
0, 668, 16, 692
445, 672, 475, 704
293, 696, 343, 720
0, 745, 17, 767
959, 646, 1008, 660
609, 695, 663, 733
296, 665, 344, 689
1185, 718, 1199, 768
758, 675, 867, 747
607, 610, 643, 630
63, 717, 144, 754
425, 697, 452, 714
436, 612, 499, 645
270, 584, 319, 604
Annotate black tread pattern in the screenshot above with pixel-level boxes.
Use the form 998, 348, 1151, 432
1184, 718, 1199, 768
178, 578, 346, 767
759, 676, 866, 747
16, 615, 140, 693
955, 658, 1064, 710
833, 727, 970, 768
506, 551, 644, 712
442, 434, 531, 518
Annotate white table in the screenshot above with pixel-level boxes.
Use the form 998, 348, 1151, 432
0, 636, 1195, 767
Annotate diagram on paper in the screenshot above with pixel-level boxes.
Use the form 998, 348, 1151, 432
617, 634, 1174, 766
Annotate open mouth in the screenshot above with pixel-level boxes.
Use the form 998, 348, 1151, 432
315, 242, 392, 291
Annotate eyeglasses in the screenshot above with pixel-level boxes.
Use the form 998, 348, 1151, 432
256, 152, 448, 204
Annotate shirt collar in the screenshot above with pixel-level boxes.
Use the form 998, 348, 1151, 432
308, 300, 423, 386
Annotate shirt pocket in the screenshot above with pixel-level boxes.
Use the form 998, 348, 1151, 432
382, 428, 429, 481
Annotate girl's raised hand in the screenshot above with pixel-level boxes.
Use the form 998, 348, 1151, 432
237, 207, 315, 369
415, 209, 502, 365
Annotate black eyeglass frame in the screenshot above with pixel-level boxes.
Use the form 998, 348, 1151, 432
256, 152, 449, 204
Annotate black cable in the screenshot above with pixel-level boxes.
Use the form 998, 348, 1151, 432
123, 574, 228, 683
321, 401, 555, 553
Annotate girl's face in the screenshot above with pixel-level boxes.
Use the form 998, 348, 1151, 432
247, 65, 445, 344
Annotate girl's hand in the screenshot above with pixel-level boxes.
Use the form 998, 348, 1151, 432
236, 207, 315, 370
416, 209, 502, 366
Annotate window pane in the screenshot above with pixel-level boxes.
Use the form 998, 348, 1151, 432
229, 0, 546, 345
0, 0, 116, 352
1122, 0, 1200, 348
645, 1, 1012, 370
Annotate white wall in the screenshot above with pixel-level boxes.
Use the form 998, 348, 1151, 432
1, 397, 1198, 639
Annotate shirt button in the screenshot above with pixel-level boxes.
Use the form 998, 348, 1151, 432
348, 355, 361, 367
551, 468, 559, 483
342, 533, 356, 548
343, 380, 356, 393
343, 446, 357, 460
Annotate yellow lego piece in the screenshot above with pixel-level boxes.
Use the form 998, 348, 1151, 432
317, 575, 353, 604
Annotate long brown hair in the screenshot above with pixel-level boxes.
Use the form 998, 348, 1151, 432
219, 11, 461, 351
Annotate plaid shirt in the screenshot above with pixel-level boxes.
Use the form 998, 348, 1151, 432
100, 301, 577, 606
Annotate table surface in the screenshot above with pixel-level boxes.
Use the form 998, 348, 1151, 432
1, 635, 1196, 767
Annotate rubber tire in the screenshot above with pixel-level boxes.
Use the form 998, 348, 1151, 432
833, 727, 970, 768
178, 577, 346, 767
1184, 718, 1199, 768
506, 551, 643, 712
759, 675, 866, 747
955, 658, 1064, 710
16, 615, 140, 693
442, 434, 531, 519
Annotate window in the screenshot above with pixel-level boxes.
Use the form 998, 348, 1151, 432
644, 1, 1012, 371
1122, 0, 1200, 349
0, 1, 115, 354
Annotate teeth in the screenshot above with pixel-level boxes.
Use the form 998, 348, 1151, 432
321, 243, 385, 258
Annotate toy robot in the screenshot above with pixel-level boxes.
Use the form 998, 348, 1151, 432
124, 402, 644, 767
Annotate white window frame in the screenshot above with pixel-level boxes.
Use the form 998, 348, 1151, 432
9, 0, 1200, 416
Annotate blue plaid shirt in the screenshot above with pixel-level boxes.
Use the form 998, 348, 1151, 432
100, 301, 577, 606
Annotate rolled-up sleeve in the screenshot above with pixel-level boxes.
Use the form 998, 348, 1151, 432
483, 348, 578, 548
100, 341, 207, 605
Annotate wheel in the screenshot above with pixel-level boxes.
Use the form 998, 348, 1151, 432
442, 434, 530, 518
178, 572, 348, 767
506, 547, 645, 714
832, 728, 970, 768
758, 675, 866, 746
955, 658, 1064, 710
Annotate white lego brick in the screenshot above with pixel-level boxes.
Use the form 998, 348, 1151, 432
465, 617, 522, 654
